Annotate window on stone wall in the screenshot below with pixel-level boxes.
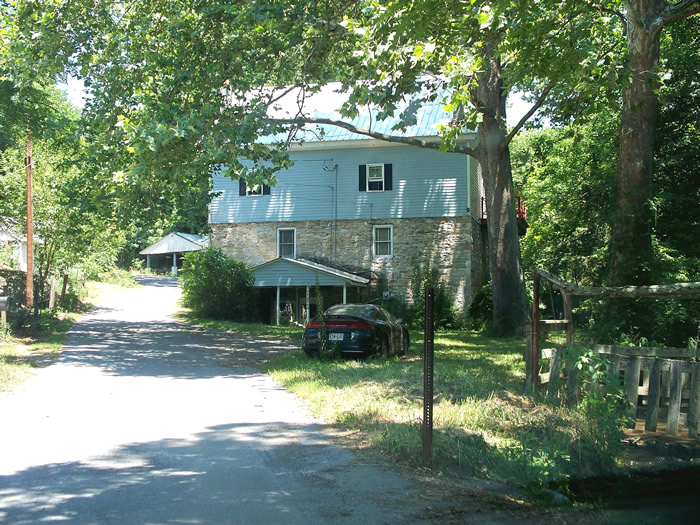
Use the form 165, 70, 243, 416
373, 225, 393, 257
278, 228, 296, 258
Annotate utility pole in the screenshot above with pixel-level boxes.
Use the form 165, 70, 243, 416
25, 128, 33, 310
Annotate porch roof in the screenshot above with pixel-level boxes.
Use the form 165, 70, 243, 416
252, 258, 369, 288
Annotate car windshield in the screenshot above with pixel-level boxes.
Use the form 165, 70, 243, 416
325, 304, 378, 320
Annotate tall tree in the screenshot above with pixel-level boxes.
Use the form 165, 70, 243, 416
333, 1, 621, 333
608, 1, 700, 287
11, 0, 621, 334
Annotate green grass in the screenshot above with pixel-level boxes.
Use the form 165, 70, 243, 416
0, 313, 78, 392
172, 311, 628, 494
261, 329, 626, 493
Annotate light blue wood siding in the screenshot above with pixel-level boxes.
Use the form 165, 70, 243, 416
210, 145, 469, 224
254, 259, 359, 287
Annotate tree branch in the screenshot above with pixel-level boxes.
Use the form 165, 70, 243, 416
270, 117, 478, 157
502, 80, 555, 150
661, 0, 700, 26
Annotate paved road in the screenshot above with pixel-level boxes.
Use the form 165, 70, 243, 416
0, 277, 431, 524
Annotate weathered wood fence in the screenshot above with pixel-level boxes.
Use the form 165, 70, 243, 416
525, 268, 700, 437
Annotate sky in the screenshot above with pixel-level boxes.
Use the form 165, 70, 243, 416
60, 76, 87, 109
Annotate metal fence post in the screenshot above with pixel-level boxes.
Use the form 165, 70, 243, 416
423, 287, 435, 464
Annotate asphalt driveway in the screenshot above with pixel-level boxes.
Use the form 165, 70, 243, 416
0, 276, 431, 524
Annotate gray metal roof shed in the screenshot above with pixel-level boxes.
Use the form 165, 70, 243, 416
139, 232, 209, 275
139, 232, 209, 255
252, 257, 368, 325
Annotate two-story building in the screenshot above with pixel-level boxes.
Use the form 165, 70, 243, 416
208, 93, 485, 324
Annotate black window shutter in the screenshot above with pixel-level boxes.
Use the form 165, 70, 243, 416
359, 165, 367, 191
239, 179, 246, 196
263, 184, 271, 195
385, 164, 393, 191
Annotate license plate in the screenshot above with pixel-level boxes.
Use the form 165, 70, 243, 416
328, 333, 344, 341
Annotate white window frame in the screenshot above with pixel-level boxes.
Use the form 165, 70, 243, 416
277, 228, 296, 258
367, 163, 385, 192
372, 225, 393, 258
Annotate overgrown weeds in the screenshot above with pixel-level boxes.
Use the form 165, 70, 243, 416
263, 330, 629, 493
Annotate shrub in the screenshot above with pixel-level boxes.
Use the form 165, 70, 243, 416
180, 248, 258, 321
410, 263, 463, 330
468, 283, 493, 329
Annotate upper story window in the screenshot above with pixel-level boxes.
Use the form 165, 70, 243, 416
239, 179, 270, 197
277, 228, 296, 258
373, 225, 393, 258
359, 164, 393, 192
367, 164, 384, 192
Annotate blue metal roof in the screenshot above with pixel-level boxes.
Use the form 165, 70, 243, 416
263, 84, 455, 144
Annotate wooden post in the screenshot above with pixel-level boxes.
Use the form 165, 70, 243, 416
667, 360, 682, 436
562, 292, 574, 346
305, 286, 310, 325
624, 356, 642, 427
645, 359, 661, 432
172, 253, 177, 276
48, 276, 56, 309
60, 271, 69, 307
688, 362, 700, 438
276, 286, 280, 326
547, 347, 562, 402
525, 273, 540, 392
531, 273, 540, 390
524, 320, 534, 391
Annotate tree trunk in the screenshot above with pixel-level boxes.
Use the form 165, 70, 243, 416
476, 47, 529, 335
609, 0, 662, 288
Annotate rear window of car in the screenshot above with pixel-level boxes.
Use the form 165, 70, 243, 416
326, 304, 377, 319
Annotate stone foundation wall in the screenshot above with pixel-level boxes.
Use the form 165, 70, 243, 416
210, 216, 476, 311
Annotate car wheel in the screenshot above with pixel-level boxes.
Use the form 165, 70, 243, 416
380, 337, 390, 358
305, 349, 320, 359
400, 332, 409, 355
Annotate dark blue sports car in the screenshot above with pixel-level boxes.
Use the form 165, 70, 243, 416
302, 303, 409, 358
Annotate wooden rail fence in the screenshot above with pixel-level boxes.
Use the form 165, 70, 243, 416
525, 268, 700, 437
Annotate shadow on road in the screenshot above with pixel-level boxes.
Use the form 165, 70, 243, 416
61, 317, 298, 380
0, 421, 422, 524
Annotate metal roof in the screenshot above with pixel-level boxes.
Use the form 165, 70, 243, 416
252, 257, 369, 287
261, 84, 458, 144
139, 232, 209, 255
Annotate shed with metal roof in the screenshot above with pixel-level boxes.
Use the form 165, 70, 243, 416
139, 232, 209, 275
252, 257, 368, 326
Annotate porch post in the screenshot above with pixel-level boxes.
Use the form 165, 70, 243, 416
306, 286, 310, 324
343, 284, 347, 304
146, 254, 151, 269
172, 253, 177, 276
276, 286, 281, 326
